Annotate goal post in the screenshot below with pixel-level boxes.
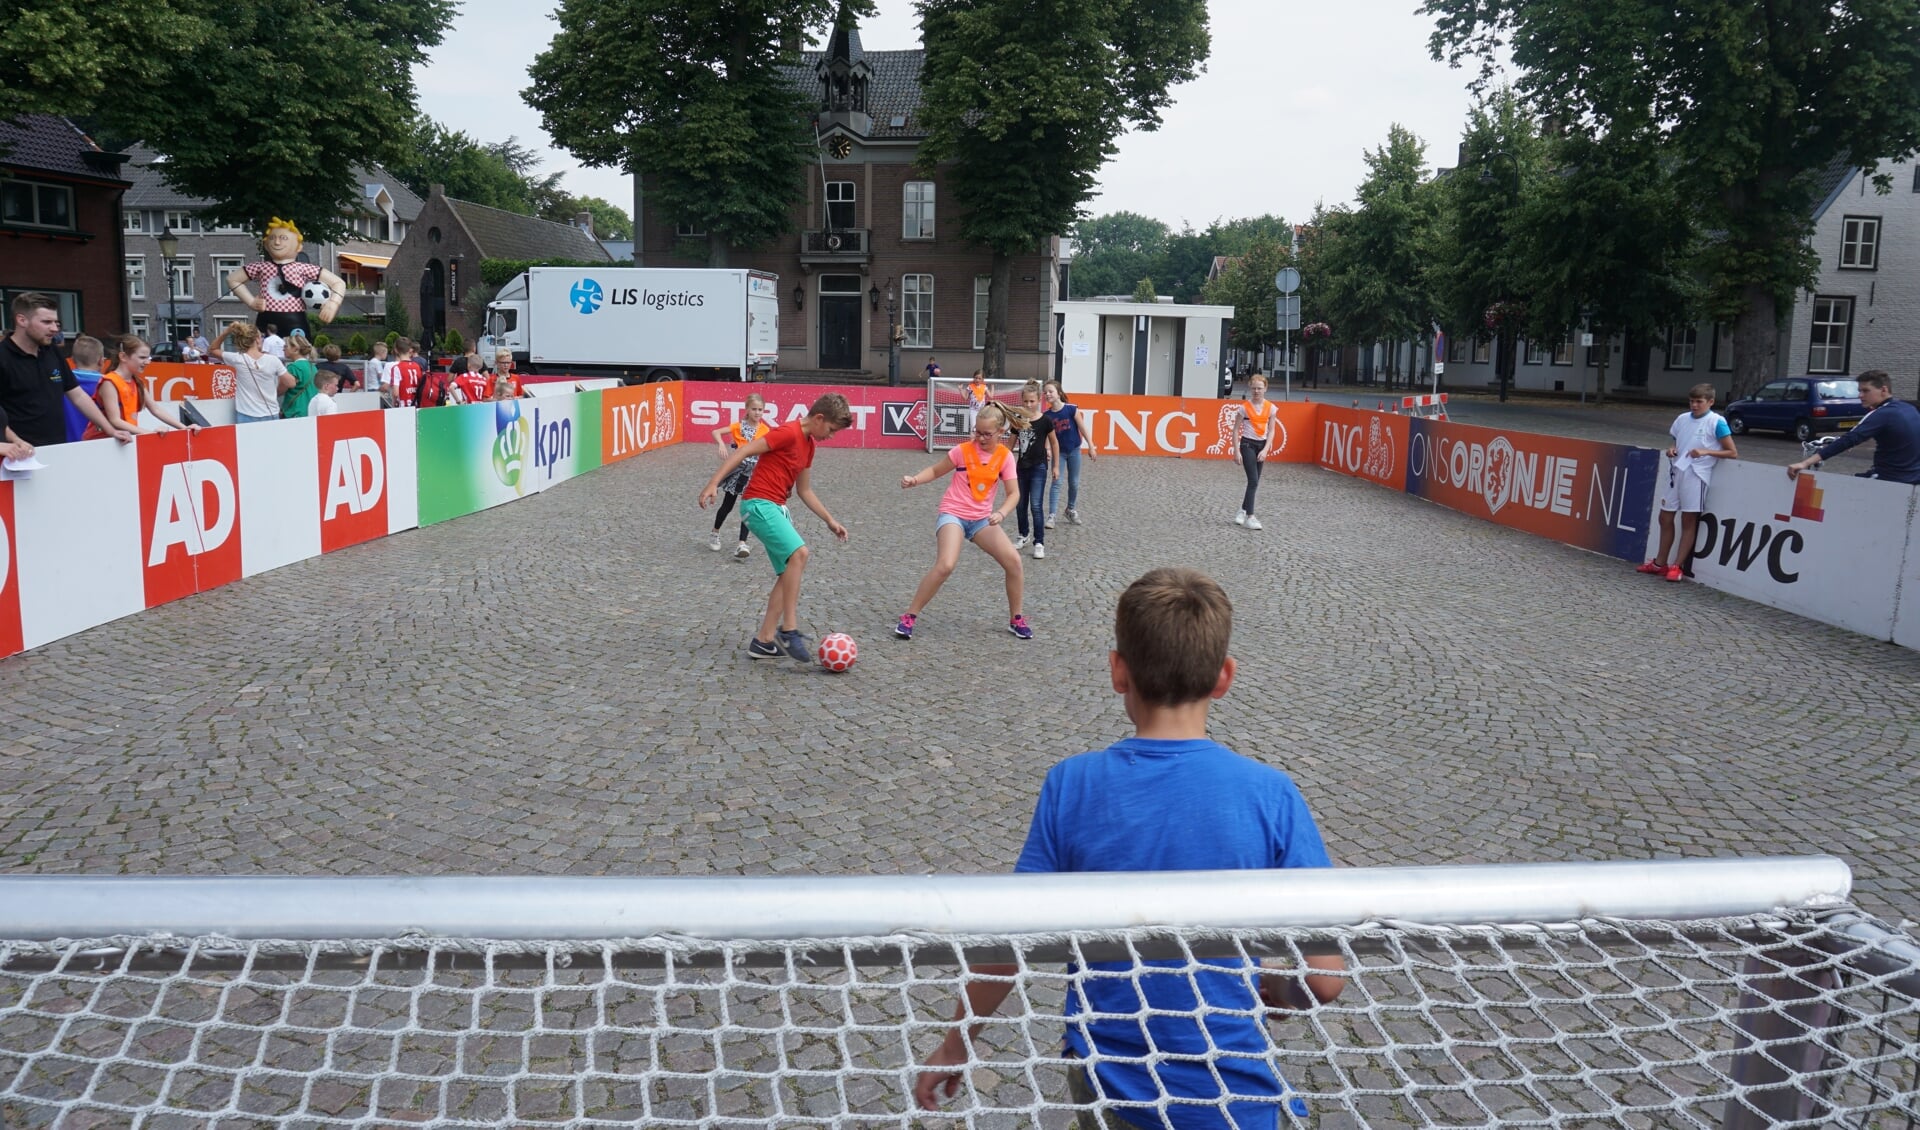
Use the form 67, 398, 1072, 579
927, 375, 1034, 452
3, 858, 1916, 1129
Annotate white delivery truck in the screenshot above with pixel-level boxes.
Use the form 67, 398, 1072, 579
481, 267, 780, 382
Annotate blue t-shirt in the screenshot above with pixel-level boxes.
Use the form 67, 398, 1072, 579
1016, 737, 1332, 1130
1821, 397, 1920, 484
63, 369, 103, 442
1045, 404, 1082, 453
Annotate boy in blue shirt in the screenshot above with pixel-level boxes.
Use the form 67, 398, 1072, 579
915, 567, 1343, 1130
61, 335, 105, 443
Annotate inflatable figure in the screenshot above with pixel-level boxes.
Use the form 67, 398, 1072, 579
225, 218, 346, 339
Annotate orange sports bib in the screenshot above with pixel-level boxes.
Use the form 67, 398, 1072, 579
1242, 399, 1276, 437
958, 442, 1010, 502
730, 419, 768, 446
968, 381, 988, 407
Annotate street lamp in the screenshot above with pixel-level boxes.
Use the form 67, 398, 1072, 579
156, 226, 180, 343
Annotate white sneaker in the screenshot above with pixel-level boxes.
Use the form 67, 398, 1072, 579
1012, 534, 1029, 549
1044, 512, 1056, 529
1234, 510, 1247, 526
1033, 543, 1046, 559
709, 530, 723, 551
1246, 515, 1264, 530
1067, 508, 1081, 525
734, 541, 752, 558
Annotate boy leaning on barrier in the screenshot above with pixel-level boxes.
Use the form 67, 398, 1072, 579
914, 567, 1344, 1130
1639, 382, 1737, 582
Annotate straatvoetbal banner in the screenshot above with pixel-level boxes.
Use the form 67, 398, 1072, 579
416, 393, 602, 526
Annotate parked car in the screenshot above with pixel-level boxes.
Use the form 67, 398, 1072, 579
1722, 377, 1866, 442
148, 341, 185, 364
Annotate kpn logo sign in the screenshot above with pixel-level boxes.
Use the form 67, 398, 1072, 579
492, 400, 532, 493
570, 277, 604, 314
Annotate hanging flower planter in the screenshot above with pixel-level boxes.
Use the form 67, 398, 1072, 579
1483, 301, 1526, 331
1302, 322, 1332, 340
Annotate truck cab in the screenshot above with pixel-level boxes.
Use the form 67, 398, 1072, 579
478, 274, 531, 374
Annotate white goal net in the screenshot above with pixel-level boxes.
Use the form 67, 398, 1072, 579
2, 860, 1916, 1129
928, 376, 1035, 452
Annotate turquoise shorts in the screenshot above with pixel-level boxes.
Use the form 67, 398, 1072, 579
742, 498, 805, 574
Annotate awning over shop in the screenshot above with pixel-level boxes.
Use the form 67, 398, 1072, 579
337, 253, 392, 269
153, 303, 205, 319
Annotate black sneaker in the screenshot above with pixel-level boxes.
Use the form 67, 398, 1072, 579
778, 629, 815, 663
747, 637, 783, 660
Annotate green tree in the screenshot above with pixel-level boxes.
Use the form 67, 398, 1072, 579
1314, 125, 1438, 386
1130, 277, 1159, 303
347, 332, 370, 357
917, 0, 1209, 376
1159, 224, 1219, 302
1200, 237, 1292, 359
1070, 211, 1169, 298
20, 0, 453, 239
1205, 214, 1291, 257
386, 121, 548, 213
542, 195, 634, 240
1425, 0, 1920, 397
526, 0, 862, 267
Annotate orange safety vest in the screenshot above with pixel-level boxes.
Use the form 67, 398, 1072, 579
957, 442, 1010, 502
730, 419, 769, 446
84, 370, 139, 439
1242, 399, 1277, 439
967, 380, 989, 407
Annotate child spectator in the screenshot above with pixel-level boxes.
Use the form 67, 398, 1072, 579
61, 334, 105, 442
318, 343, 358, 391
365, 341, 391, 401
915, 567, 1344, 1130
280, 335, 318, 419
492, 350, 528, 399
85, 335, 195, 438
452, 355, 491, 405
1640, 382, 1737, 581
307, 368, 341, 416
387, 340, 424, 406
698, 393, 853, 662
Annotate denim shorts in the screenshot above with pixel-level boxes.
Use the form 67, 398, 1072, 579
936, 512, 992, 540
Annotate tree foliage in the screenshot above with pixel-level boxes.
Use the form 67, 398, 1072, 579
526, 0, 863, 266
1424, 93, 1549, 354
1200, 237, 1293, 355
1424, 0, 1920, 395
13, 0, 453, 241
1311, 125, 1439, 378
917, 0, 1209, 375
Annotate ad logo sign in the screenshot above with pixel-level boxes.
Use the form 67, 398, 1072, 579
881, 400, 930, 441
492, 401, 531, 492
570, 278, 604, 314
603, 382, 683, 462
0, 483, 21, 659
138, 428, 242, 606
317, 412, 389, 552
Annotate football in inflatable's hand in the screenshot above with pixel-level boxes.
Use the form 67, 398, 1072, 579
817, 633, 857, 672
302, 281, 333, 311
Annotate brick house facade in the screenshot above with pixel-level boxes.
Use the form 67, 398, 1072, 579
0, 115, 130, 342
635, 21, 1060, 382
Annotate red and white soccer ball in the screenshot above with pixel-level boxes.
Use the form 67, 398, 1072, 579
817, 632, 857, 672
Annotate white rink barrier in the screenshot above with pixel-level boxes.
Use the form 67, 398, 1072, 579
1650, 457, 1920, 646
0, 410, 418, 655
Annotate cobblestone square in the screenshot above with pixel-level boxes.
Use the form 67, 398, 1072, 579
2, 440, 1916, 919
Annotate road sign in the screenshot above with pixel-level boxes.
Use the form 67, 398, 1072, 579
1274, 267, 1301, 294
1276, 295, 1300, 316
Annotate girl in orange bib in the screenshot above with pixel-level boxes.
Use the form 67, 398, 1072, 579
85, 334, 196, 439
708, 393, 770, 556
895, 403, 1033, 640
1231, 373, 1279, 529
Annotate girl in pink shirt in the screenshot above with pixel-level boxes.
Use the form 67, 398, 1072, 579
895, 403, 1032, 640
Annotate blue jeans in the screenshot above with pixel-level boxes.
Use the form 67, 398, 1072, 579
936, 512, 992, 540
1017, 461, 1049, 541
236, 412, 277, 425
1049, 449, 1082, 515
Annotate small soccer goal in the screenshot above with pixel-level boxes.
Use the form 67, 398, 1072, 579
928, 375, 1034, 452
2, 858, 1916, 1129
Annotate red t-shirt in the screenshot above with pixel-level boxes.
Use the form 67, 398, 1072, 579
453, 373, 491, 403
389, 359, 423, 403
743, 420, 815, 504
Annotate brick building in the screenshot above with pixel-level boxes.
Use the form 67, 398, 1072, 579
0, 115, 130, 340
120, 146, 422, 347
633, 19, 1061, 382
388, 185, 611, 348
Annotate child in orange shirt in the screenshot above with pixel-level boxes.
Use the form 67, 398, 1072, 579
895, 403, 1031, 641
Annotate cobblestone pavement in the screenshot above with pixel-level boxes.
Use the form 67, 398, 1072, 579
2, 441, 1917, 922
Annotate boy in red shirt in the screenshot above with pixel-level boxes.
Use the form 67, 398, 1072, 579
699, 393, 854, 661
386, 339, 423, 406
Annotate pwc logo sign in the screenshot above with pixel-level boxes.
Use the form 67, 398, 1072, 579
0, 483, 22, 658
317, 413, 389, 552
138, 429, 242, 606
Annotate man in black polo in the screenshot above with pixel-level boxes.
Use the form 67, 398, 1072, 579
0, 292, 132, 447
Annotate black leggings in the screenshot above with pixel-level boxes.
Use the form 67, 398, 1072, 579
1240, 437, 1265, 515
712, 490, 750, 541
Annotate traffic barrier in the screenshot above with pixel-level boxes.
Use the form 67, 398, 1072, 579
1402, 392, 1449, 420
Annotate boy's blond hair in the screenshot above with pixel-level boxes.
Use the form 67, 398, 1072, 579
68, 335, 104, 370
808, 392, 853, 427
1115, 568, 1232, 706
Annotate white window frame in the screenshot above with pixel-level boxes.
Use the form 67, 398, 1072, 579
163, 210, 195, 233
123, 210, 145, 233
212, 315, 248, 335
1710, 323, 1734, 372
825, 181, 856, 230
1808, 296, 1853, 374
1470, 339, 1490, 365
1551, 337, 1574, 366
1840, 216, 1880, 270
902, 273, 933, 349
169, 257, 194, 300
211, 256, 245, 296
2, 287, 81, 334
903, 181, 935, 240
1524, 340, 1547, 365
1, 178, 75, 230
674, 220, 704, 238
207, 221, 247, 235
1666, 325, 1697, 370
972, 276, 990, 350
125, 255, 146, 300
1447, 336, 1466, 364
131, 315, 150, 340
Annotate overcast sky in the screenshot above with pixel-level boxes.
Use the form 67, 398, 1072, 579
417, 0, 1506, 231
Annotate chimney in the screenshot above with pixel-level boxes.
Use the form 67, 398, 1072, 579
1457, 143, 1468, 170
575, 211, 594, 237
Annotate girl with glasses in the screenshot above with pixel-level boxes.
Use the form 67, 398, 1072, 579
894, 403, 1034, 641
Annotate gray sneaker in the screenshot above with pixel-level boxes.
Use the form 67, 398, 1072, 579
1067, 508, 1082, 525
777, 628, 815, 663
747, 637, 783, 660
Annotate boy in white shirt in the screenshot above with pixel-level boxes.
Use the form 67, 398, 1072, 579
307, 368, 340, 417
1639, 382, 1738, 581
